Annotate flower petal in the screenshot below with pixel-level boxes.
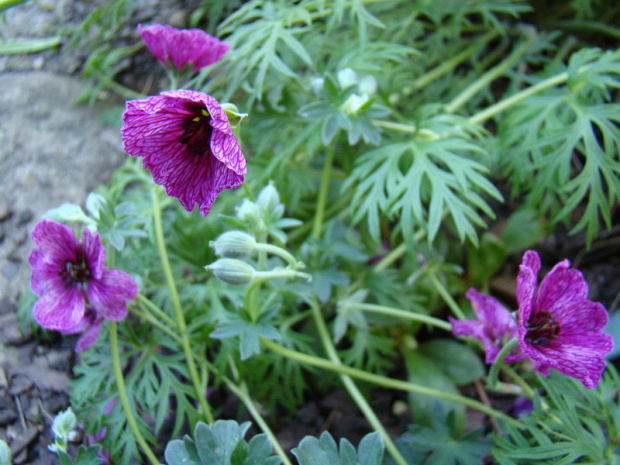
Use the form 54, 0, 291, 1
75, 316, 104, 353
81, 227, 106, 280
30, 219, 79, 267
33, 286, 85, 331
86, 269, 137, 321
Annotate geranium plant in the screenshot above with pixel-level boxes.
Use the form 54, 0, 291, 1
13, 0, 620, 464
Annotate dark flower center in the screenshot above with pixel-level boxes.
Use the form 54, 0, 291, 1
59, 251, 91, 287
525, 310, 560, 347
179, 101, 213, 156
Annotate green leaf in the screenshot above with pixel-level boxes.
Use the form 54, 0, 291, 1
500, 209, 544, 254
0, 36, 61, 55
292, 431, 384, 465
419, 339, 485, 385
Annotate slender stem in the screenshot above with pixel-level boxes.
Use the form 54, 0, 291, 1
152, 188, 214, 424
260, 338, 521, 426
349, 303, 452, 331
244, 278, 268, 322
287, 190, 354, 243
255, 242, 298, 268
502, 365, 536, 399
411, 29, 500, 90
128, 304, 182, 343
468, 72, 568, 125
487, 338, 519, 390
445, 32, 537, 114
110, 322, 161, 465
428, 272, 466, 320
312, 148, 335, 240
542, 20, 620, 40
222, 377, 293, 465
137, 293, 176, 329
309, 300, 408, 465
371, 228, 426, 274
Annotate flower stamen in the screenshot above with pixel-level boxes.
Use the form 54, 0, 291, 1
179, 102, 213, 156
525, 310, 560, 347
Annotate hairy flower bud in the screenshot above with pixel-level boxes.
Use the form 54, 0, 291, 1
210, 231, 257, 259
0, 440, 11, 465
207, 259, 255, 285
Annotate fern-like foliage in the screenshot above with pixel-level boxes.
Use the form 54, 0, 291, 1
345, 114, 501, 245
499, 48, 620, 243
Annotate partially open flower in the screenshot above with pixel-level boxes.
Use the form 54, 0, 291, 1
138, 24, 229, 72
28, 220, 137, 351
450, 288, 524, 364
516, 250, 613, 389
121, 90, 246, 216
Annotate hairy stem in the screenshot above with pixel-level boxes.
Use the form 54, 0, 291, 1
261, 338, 521, 426
446, 31, 538, 114
428, 271, 466, 320
309, 300, 409, 465
313, 148, 335, 240
349, 302, 452, 331
152, 188, 214, 424
411, 29, 500, 90
110, 322, 161, 465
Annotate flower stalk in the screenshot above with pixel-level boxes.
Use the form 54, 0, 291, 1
348, 302, 452, 332
152, 188, 214, 424
110, 322, 161, 465
312, 147, 335, 240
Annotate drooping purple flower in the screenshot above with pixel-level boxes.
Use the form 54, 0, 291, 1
450, 288, 524, 364
516, 250, 613, 389
28, 219, 138, 351
121, 90, 246, 216
509, 396, 534, 418
138, 24, 229, 72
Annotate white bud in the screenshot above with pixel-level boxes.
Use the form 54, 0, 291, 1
210, 231, 257, 259
337, 68, 358, 89
207, 259, 255, 285
358, 75, 377, 96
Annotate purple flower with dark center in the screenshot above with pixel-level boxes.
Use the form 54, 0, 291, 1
121, 90, 246, 215
139, 24, 229, 72
28, 219, 138, 351
517, 250, 613, 389
450, 288, 524, 364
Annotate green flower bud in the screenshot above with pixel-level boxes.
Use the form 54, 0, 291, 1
51, 408, 77, 440
210, 231, 257, 259
0, 440, 11, 465
256, 182, 280, 215
337, 67, 358, 89
207, 259, 255, 285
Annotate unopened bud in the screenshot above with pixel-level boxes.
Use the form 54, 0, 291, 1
51, 408, 77, 440
207, 259, 255, 285
337, 67, 358, 89
0, 440, 11, 465
256, 182, 281, 215
210, 231, 257, 259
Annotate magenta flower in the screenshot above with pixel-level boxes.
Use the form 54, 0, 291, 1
28, 219, 138, 351
450, 288, 524, 364
517, 250, 613, 389
121, 90, 246, 215
139, 24, 229, 72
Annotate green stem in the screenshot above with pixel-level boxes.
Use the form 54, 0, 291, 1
221, 377, 293, 465
428, 272, 466, 320
152, 188, 214, 424
446, 31, 538, 114
287, 190, 354, 243
255, 242, 298, 268
312, 148, 335, 240
350, 303, 452, 331
137, 294, 176, 329
129, 304, 182, 343
260, 338, 521, 426
487, 338, 519, 390
110, 322, 161, 465
468, 72, 568, 125
371, 229, 426, 274
411, 29, 500, 90
543, 20, 620, 40
502, 365, 536, 399
309, 300, 408, 465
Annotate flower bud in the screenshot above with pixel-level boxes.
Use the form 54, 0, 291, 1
0, 440, 11, 465
256, 182, 280, 215
210, 231, 257, 259
337, 67, 358, 89
358, 75, 377, 96
51, 408, 77, 440
207, 259, 255, 285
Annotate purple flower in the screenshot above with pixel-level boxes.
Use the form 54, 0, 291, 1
139, 24, 229, 72
517, 250, 613, 389
509, 396, 534, 418
450, 288, 524, 364
28, 220, 138, 351
121, 90, 246, 216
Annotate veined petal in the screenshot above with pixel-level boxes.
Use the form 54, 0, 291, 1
30, 219, 79, 266
86, 269, 137, 321
33, 286, 85, 331
75, 316, 104, 353
81, 228, 106, 280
